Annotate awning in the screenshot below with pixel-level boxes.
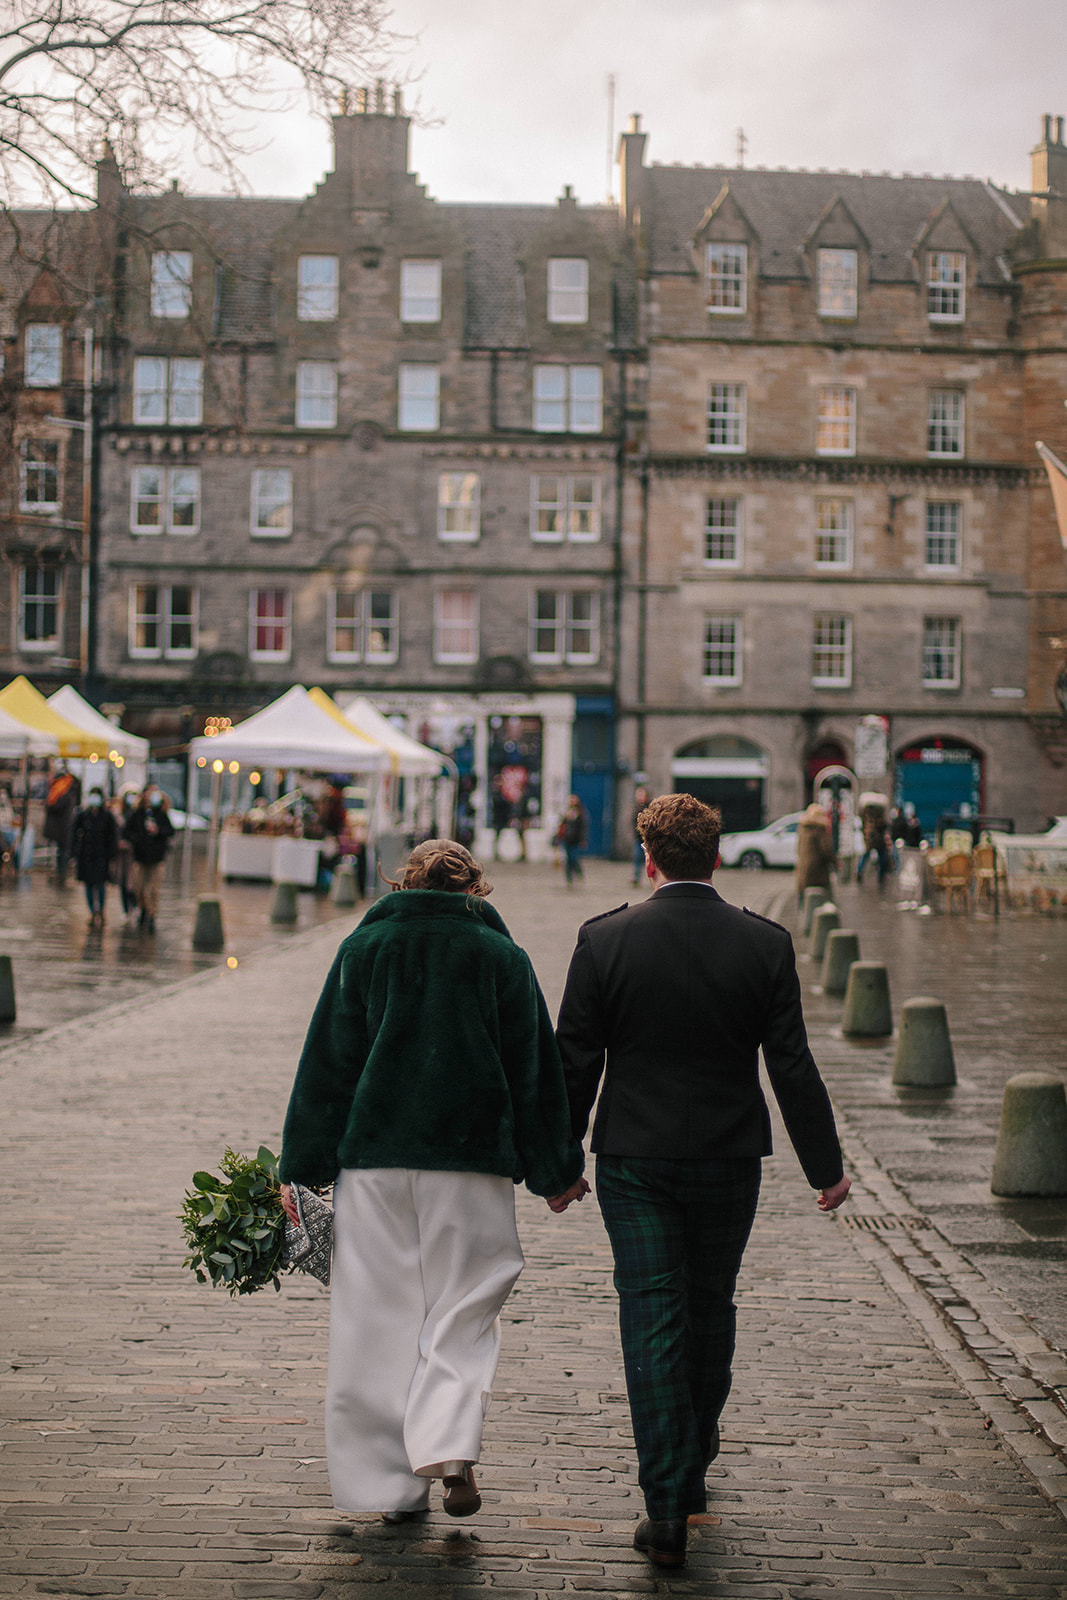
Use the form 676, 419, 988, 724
46, 685, 150, 763
187, 685, 388, 773
0, 703, 57, 757
0, 676, 110, 758
1036, 441, 1067, 551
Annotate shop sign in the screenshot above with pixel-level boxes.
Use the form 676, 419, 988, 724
854, 715, 889, 778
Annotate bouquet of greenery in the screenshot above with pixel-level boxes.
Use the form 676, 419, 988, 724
180, 1146, 288, 1297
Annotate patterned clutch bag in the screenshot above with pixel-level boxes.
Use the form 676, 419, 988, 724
282, 1184, 333, 1286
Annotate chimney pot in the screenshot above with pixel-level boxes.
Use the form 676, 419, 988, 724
393, 87, 402, 116
628, 113, 642, 134
1058, 116, 1065, 145
356, 86, 368, 114
375, 79, 386, 113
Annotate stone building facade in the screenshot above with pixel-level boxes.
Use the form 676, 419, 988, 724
3, 105, 1067, 850
89, 102, 635, 854
615, 114, 1067, 839
0, 205, 109, 684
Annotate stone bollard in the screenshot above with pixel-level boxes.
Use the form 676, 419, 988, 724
842, 962, 893, 1037
0, 954, 15, 1023
270, 881, 299, 924
811, 903, 841, 963
892, 997, 956, 1086
802, 885, 830, 934
991, 1073, 1067, 1197
330, 864, 357, 907
192, 897, 225, 952
821, 929, 860, 995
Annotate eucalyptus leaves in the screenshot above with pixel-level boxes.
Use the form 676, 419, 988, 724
180, 1146, 287, 1297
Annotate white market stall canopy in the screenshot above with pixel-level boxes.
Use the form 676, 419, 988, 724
46, 686, 150, 763
187, 685, 388, 773
0, 702, 57, 757
334, 695, 443, 778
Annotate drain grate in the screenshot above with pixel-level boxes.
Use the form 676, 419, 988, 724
837, 1214, 930, 1232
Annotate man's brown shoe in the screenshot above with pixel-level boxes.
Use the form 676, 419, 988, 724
633, 1516, 687, 1567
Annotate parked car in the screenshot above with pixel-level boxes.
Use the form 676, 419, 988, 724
719, 810, 864, 870
719, 812, 805, 870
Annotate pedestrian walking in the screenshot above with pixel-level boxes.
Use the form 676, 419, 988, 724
857, 794, 891, 886
43, 763, 80, 885
555, 794, 588, 886
795, 801, 836, 903
111, 788, 138, 919
630, 785, 651, 885
123, 785, 175, 933
278, 839, 585, 1525
70, 787, 119, 925
553, 792, 850, 1570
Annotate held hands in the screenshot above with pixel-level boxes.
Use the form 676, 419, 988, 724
817, 1175, 852, 1212
546, 1177, 592, 1214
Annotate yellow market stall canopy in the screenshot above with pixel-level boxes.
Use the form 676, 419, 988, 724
0, 676, 111, 759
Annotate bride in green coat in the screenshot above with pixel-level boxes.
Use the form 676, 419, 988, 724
279, 839, 587, 1524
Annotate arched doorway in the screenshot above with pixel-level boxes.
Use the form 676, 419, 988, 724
671, 735, 768, 832
804, 738, 848, 803
893, 736, 984, 839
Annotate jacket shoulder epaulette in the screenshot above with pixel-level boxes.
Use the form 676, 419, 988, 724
582, 902, 629, 929
742, 905, 789, 934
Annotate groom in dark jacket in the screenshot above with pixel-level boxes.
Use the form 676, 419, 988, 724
553, 792, 850, 1568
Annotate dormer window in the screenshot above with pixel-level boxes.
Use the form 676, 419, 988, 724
151, 252, 193, 319
927, 252, 965, 322
706, 244, 747, 314
400, 260, 442, 323
817, 249, 857, 318
547, 259, 588, 323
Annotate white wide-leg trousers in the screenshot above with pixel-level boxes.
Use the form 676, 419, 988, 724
326, 1167, 524, 1514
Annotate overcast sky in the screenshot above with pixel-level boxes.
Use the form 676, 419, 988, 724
192, 0, 1067, 205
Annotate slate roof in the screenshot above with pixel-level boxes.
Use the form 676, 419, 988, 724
442, 201, 635, 350
0, 209, 97, 338
125, 196, 297, 342
641, 164, 1029, 284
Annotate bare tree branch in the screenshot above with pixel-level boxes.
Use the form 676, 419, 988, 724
0, 0, 406, 203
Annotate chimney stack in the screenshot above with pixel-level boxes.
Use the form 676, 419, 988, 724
618, 113, 647, 234
1031, 113, 1067, 258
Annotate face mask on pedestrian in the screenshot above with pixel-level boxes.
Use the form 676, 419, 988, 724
147, 792, 162, 808
88, 794, 103, 808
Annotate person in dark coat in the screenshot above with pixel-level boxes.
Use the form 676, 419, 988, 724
43, 764, 81, 885
71, 787, 120, 925
123, 785, 175, 933
553, 792, 850, 1570
555, 794, 588, 886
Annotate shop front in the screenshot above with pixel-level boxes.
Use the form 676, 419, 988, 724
671, 735, 769, 833
893, 738, 984, 840
375, 692, 577, 864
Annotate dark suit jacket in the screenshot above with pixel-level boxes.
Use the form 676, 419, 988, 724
555, 883, 844, 1190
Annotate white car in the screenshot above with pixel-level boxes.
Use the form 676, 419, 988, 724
719, 810, 865, 870
719, 812, 805, 870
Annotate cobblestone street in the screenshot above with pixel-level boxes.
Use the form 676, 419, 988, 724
3, 859, 1067, 1597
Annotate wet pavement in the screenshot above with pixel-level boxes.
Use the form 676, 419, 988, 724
5, 859, 1067, 1597
785, 875, 1067, 1359
0, 844, 356, 1048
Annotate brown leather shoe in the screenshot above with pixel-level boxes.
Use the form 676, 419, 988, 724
633, 1516, 687, 1567
442, 1464, 481, 1517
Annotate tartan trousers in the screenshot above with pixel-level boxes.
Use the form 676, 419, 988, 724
596, 1153, 762, 1520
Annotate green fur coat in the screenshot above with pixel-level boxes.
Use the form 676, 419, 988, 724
279, 889, 585, 1198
